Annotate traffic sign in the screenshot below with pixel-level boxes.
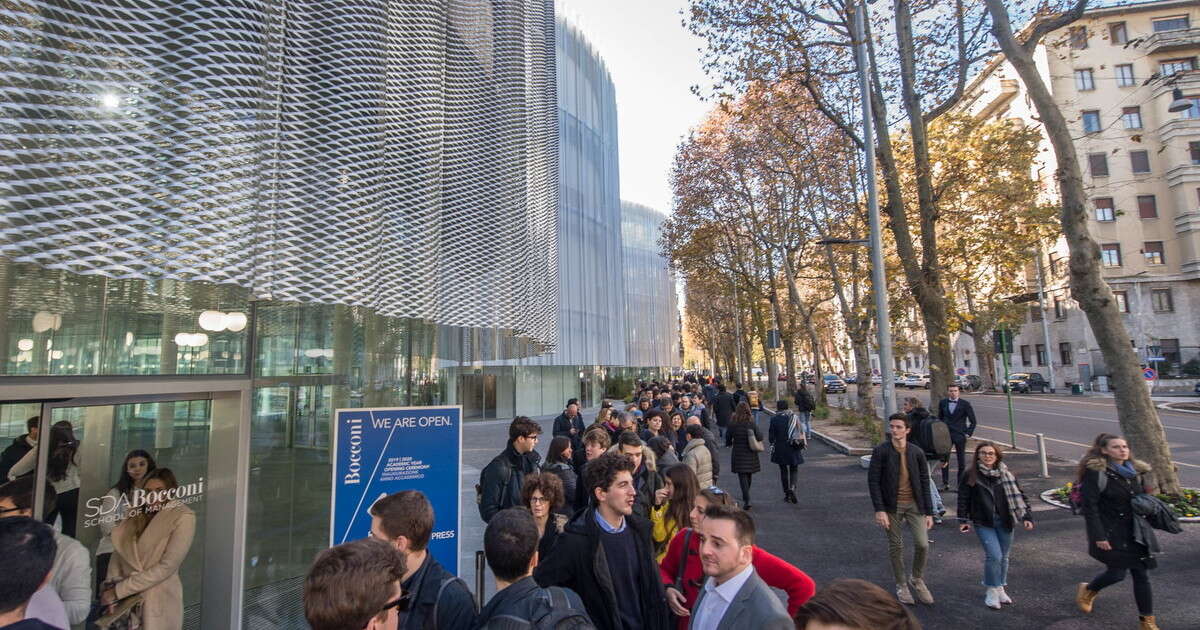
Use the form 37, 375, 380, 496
956, 367, 967, 376
1143, 368, 1156, 381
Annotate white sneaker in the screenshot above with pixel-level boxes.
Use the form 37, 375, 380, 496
997, 586, 1012, 604
985, 587, 1001, 610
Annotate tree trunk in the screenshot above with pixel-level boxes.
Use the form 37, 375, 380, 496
804, 312, 827, 407
985, 0, 1179, 494
852, 333, 875, 417
971, 329, 998, 392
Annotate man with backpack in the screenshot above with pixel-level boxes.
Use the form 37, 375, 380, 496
475, 508, 593, 630
479, 417, 542, 522
792, 385, 815, 440
369, 491, 476, 630
903, 397, 948, 525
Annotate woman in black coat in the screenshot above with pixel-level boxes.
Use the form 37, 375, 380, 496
541, 437, 579, 516
767, 400, 805, 504
725, 401, 763, 509
1075, 433, 1158, 629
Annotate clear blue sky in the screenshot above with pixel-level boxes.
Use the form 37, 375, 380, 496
558, 0, 713, 214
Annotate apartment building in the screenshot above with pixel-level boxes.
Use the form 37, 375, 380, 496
955, 0, 1200, 389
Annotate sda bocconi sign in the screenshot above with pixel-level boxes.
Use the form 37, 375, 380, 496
331, 406, 463, 574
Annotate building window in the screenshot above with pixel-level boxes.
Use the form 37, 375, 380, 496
1101, 244, 1122, 267
1082, 110, 1102, 133
1183, 98, 1200, 120
1151, 288, 1173, 312
1030, 305, 1043, 322
1113, 290, 1129, 313
1054, 296, 1065, 319
1190, 141, 1200, 165
1115, 64, 1135, 87
1069, 26, 1089, 49
1144, 241, 1165, 265
1050, 254, 1064, 277
1074, 69, 1095, 91
1020, 345, 1032, 367
1160, 58, 1196, 76
1060, 342, 1073, 365
1161, 338, 1181, 365
1121, 107, 1142, 129
1137, 195, 1157, 219
1109, 22, 1128, 45
1088, 153, 1109, 177
1036, 344, 1047, 366
1094, 197, 1115, 221
1152, 16, 1190, 32
1129, 150, 1150, 174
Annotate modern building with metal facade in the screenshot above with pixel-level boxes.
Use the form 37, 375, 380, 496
621, 201, 682, 369
0, 1, 557, 627
443, 17, 682, 419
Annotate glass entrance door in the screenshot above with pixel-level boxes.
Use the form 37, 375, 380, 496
2, 397, 213, 628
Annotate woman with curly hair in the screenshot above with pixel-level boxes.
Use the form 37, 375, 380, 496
521, 472, 567, 560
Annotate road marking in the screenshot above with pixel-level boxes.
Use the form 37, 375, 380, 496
974, 423, 1200, 469
970, 402, 1200, 433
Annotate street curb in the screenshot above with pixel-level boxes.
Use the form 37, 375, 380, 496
1040, 489, 1200, 523
809, 428, 872, 456
1160, 402, 1200, 415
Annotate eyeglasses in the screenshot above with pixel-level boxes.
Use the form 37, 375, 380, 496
0, 505, 25, 515
979, 451, 998, 457
379, 593, 410, 616
706, 486, 726, 495
529, 496, 549, 504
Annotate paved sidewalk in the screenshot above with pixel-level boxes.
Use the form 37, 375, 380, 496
457, 412, 1200, 627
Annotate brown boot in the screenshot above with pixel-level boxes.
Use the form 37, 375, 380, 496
1139, 615, 1160, 630
1076, 582, 1098, 613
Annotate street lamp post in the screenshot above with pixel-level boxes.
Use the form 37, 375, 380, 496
849, 0, 896, 418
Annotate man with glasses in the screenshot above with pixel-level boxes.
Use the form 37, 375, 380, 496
304, 538, 407, 630
368, 491, 475, 630
478, 417, 542, 522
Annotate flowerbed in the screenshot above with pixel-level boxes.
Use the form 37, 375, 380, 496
1042, 482, 1200, 521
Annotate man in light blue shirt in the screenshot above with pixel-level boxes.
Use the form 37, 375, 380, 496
690, 504, 791, 630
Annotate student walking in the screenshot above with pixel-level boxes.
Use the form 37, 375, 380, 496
792, 386, 815, 440
867, 413, 934, 606
957, 442, 1034, 610
1074, 434, 1162, 630
725, 402, 763, 510
767, 400, 805, 504
935, 385, 976, 490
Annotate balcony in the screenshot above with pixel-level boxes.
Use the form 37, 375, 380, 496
1134, 27, 1200, 54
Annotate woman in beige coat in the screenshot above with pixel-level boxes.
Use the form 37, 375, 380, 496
102, 467, 196, 630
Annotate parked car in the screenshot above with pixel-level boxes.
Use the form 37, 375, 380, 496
823, 373, 847, 393
955, 374, 982, 391
844, 374, 857, 384
1007, 372, 1048, 393
903, 373, 930, 389
894, 373, 909, 387
870, 374, 883, 385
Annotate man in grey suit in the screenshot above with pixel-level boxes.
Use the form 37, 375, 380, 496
689, 504, 792, 630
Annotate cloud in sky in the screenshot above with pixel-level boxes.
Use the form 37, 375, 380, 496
557, 0, 712, 213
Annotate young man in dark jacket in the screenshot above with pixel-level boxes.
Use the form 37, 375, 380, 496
369, 491, 476, 630
868, 413, 934, 607
534, 453, 669, 630
711, 385, 736, 439
476, 508, 590, 629
615, 431, 662, 520
0, 417, 38, 480
479, 416, 541, 522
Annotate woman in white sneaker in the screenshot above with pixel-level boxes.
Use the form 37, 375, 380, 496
957, 442, 1034, 609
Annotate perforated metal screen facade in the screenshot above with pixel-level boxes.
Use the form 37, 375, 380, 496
0, 0, 559, 350
622, 201, 681, 368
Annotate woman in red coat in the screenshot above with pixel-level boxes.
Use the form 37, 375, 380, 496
658, 487, 815, 628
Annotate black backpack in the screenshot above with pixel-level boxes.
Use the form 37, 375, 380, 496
481, 587, 594, 630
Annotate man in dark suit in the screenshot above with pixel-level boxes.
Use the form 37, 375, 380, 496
936, 384, 977, 490
711, 385, 736, 440
689, 504, 791, 630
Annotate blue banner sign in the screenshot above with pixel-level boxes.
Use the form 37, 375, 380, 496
331, 406, 463, 574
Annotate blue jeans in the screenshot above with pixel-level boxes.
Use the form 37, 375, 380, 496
797, 411, 812, 439
974, 525, 1013, 587
928, 479, 945, 515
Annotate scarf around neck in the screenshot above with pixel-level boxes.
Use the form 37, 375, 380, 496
977, 461, 1030, 522
1110, 459, 1138, 479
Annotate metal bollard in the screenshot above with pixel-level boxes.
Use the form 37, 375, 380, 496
1036, 433, 1049, 478
474, 550, 486, 609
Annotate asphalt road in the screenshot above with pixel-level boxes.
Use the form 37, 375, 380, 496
845, 385, 1200, 488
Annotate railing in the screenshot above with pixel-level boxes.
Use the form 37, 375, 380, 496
1134, 27, 1200, 53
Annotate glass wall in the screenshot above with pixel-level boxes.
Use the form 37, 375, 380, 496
0, 262, 250, 377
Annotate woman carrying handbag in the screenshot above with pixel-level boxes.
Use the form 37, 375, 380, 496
768, 400, 805, 504
725, 401, 763, 510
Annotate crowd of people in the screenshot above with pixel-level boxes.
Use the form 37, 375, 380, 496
0, 377, 1178, 630
0, 419, 196, 630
